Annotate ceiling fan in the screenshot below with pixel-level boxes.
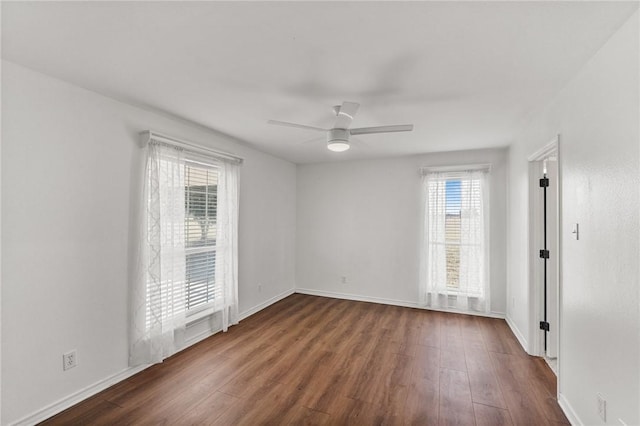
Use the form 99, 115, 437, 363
267, 101, 413, 152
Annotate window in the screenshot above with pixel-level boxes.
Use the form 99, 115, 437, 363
130, 135, 240, 366
185, 161, 219, 312
420, 168, 489, 313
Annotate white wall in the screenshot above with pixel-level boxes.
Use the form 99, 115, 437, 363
296, 148, 507, 315
1, 61, 297, 424
506, 11, 639, 425
0, 38, 4, 426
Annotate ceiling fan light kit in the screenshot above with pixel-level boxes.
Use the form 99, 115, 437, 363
268, 101, 413, 153
327, 141, 350, 152
327, 128, 350, 152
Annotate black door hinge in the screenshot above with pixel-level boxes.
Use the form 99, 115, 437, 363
539, 321, 550, 332
539, 249, 550, 259
539, 177, 549, 187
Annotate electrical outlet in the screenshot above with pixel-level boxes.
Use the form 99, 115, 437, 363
63, 350, 77, 371
341, 276, 347, 284
597, 393, 606, 422
258, 282, 262, 292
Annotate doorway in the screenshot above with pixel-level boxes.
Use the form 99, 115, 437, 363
528, 137, 560, 374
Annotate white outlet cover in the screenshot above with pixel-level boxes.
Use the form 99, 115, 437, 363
63, 350, 77, 371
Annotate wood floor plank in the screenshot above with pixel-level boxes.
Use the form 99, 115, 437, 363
216, 345, 284, 398
498, 387, 552, 426
474, 403, 513, 426
346, 348, 412, 414
465, 347, 507, 409
213, 380, 305, 426
440, 347, 467, 372
42, 398, 122, 425
327, 396, 404, 425
441, 333, 465, 353
459, 316, 486, 351
404, 345, 440, 425
173, 391, 239, 425
439, 368, 476, 426
39, 295, 567, 426
412, 344, 441, 381
476, 317, 511, 355
278, 404, 332, 425
418, 311, 443, 348
490, 352, 553, 425
298, 352, 369, 413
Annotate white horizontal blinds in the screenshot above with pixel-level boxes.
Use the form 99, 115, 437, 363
185, 159, 220, 311
144, 155, 220, 330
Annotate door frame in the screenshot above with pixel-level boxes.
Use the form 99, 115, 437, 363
527, 135, 562, 376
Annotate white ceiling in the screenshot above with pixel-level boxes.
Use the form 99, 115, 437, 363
2, 1, 638, 164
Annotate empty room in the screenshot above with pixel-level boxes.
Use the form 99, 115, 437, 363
1, 1, 639, 425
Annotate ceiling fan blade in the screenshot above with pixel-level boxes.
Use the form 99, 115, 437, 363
267, 120, 326, 132
333, 101, 360, 129
349, 124, 414, 135
301, 136, 326, 144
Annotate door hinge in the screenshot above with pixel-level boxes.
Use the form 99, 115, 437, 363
539, 249, 550, 259
539, 177, 549, 187
539, 321, 550, 332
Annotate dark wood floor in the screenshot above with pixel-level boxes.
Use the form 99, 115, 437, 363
42, 294, 568, 425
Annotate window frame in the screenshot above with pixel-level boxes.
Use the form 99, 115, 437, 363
422, 165, 490, 301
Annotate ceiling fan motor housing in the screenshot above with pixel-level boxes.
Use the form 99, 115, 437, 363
327, 128, 350, 142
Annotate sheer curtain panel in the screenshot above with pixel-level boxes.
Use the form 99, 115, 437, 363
214, 160, 240, 331
419, 168, 490, 314
130, 143, 187, 365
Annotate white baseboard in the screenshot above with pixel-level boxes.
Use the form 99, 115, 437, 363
239, 288, 295, 321
11, 364, 150, 426
14, 288, 296, 426
296, 287, 418, 309
558, 392, 583, 426
505, 315, 529, 353
295, 288, 506, 319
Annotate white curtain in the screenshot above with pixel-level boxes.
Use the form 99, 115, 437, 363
420, 172, 448, 306
130, 143, 187, 365
420, 169, 490, 313
213, 159, 240, 331
130, 140, 241, 366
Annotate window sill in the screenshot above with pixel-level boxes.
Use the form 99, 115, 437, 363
186, 302, 221, 324
436, 290, 484, 299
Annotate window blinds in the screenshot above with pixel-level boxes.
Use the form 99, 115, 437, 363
185, 160, 220, 312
